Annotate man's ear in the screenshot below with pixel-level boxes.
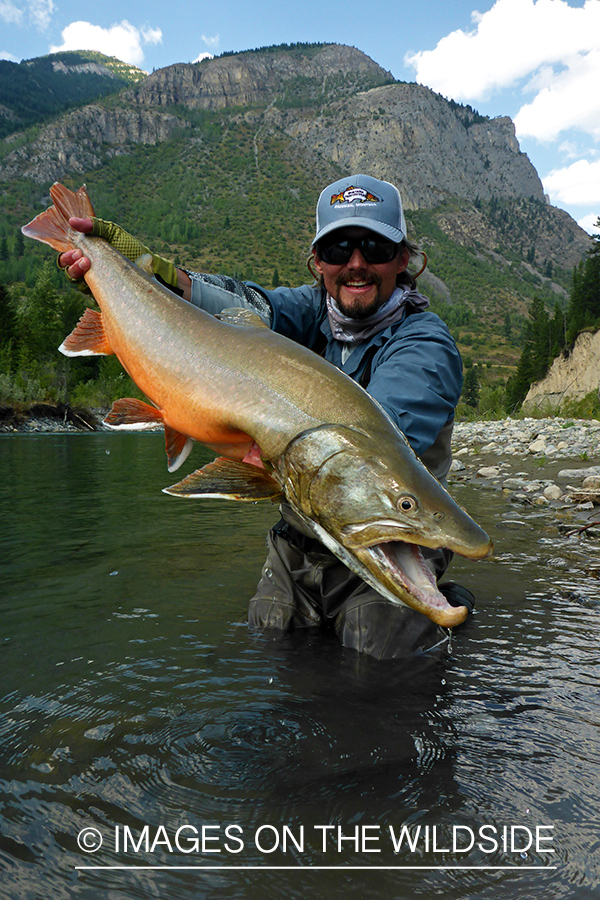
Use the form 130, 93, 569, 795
397, 245, 410, 274
312, 249, 324, 275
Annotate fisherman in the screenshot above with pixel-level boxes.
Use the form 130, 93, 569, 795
59, 173, 473, 659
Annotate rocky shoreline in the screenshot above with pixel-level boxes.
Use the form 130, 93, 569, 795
450, 417, 600, 538
0, 403, 110, 434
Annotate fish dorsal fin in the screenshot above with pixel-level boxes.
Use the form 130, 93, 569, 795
104, 398, 164, 429
215, 307, 269, 328
135, 253, 155, 276
59, 308, 113, 357
163, 456, 283, 501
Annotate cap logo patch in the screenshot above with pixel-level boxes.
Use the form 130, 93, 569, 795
330, 186, 382, 206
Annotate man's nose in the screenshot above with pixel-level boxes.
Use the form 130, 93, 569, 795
347, 246, 367, 267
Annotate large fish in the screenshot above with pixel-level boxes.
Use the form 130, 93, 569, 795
22, 183, 492, 628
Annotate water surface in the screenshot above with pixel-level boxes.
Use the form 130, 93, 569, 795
1, 434, 599, 899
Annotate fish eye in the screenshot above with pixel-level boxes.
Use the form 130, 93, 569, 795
397, 495, 418, 513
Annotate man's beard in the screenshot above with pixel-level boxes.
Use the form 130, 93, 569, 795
335, 274, 385, 319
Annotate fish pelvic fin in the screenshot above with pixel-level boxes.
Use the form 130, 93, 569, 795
59, 308, 113, 357
21, 183, 94, 253
165, 426, 193, 473
103, 399, 193, 471
163, 456, 283, 501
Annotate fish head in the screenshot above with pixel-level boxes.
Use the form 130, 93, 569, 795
277, 424, 493, 628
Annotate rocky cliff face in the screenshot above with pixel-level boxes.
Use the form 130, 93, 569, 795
524, 330, 600, 410
0, 105, 188, 183
0, 44, 540, 205
268, 82, 544, 208
126, 45, 391, 110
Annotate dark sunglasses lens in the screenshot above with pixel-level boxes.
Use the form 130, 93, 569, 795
362, 239, 398, 263
319, 240, 352, 264
318, 237, 398, 265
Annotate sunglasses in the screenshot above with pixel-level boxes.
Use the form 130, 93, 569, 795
316, 234, 400, 265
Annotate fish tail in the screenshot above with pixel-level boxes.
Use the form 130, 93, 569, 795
21, 183, 95, 253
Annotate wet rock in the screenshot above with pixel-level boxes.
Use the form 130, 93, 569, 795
557, 466, 600, 481
528, 438, 546, 453
582, 476, 600, 490
477, 466, 502, 478
543, 484, 563, 501
502, 477, 531, 490
510, 492, 532, 505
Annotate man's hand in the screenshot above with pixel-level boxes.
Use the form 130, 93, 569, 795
59, 218, 93, 281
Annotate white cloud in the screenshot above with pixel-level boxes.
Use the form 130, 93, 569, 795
29, 0, 54, 30
0, 0, 54, 30
0, 50, 19, 61
578, 212, 600, 234
201, 33, 220, 50
50, 20, 163, 66
543, 158, 600, 208
193, 34, 219, 63
514, 47, 600, 141
0, 1, 22, 26
405, 0, 600, 103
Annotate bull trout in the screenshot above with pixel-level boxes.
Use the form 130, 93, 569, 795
22, 183, 492, 628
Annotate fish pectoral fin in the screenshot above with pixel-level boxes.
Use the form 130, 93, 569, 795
214, 307, 269, 328
165, 426, 193, 473
163, 456, 283, 501
59, 308, 113, 357
104, 398, 164, 429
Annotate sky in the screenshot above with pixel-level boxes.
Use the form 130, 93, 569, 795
1, 0, 599, 234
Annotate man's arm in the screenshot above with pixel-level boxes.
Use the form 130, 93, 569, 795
365, 311, 463, 458
59, 217, 273, 321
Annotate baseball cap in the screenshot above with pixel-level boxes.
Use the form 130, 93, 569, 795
312, 174, 407, 246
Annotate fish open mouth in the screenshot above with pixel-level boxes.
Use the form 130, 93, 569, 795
291, 511, 469, 628
361, 542, 449, 609
355, 540, 469, 628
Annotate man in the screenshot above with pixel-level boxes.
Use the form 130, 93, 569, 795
60, 174, 472, 659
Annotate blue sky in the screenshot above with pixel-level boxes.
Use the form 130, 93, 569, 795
2, 0, 599, 233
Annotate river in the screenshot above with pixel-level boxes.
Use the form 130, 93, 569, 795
1, 433, 599, 899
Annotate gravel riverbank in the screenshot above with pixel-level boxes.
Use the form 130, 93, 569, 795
450, 417, 600, 538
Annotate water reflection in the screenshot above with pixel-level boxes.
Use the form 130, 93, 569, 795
1, 434, 598, 898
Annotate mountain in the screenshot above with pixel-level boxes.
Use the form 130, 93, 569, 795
0, 50, 146, 140
0, 42, 592, 385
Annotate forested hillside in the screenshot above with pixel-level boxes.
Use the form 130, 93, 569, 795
507, 225, 600, 412
0, 51, 146, 140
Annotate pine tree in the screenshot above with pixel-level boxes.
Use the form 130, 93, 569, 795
463, 364, 480, 408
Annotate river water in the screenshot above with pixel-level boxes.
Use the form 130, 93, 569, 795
1, 433, 599, 899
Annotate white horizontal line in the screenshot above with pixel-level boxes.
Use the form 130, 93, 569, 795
76, 865, 558, 871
